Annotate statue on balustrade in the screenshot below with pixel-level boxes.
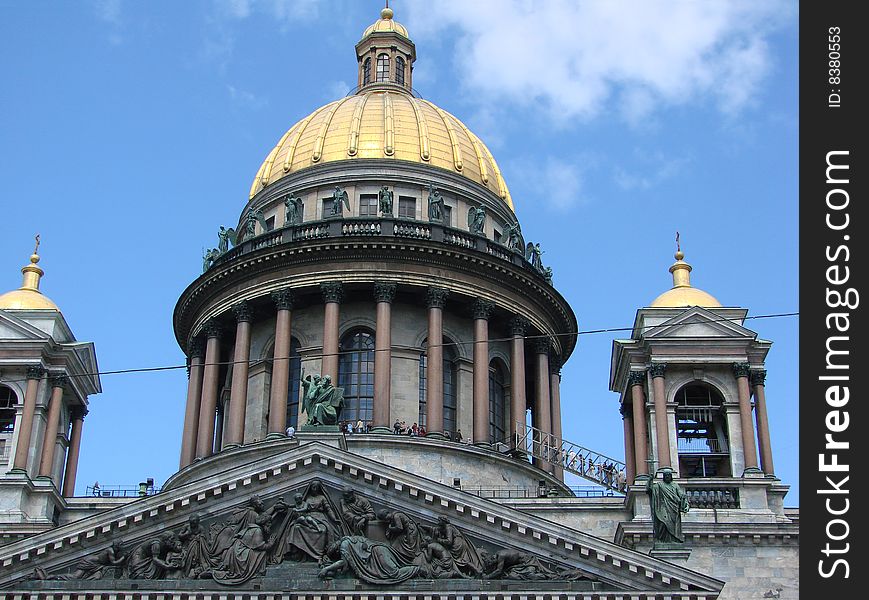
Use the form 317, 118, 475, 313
378, 185, 394, 216
467, 205, 486, 234
340, 487, 375, 535
647, 468, 690, 546
241, 209, 268, 241
525, 242, 545, 272
331, 186, 350, 216
428, 183, 444, 222
284, 193, 303, 225
301, 374, 345, 427
502, 220, 524, 251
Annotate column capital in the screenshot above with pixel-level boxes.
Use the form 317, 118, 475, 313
26, 365, 45, 380
732, 362, 751, 378
374, 282, 397, 304
549, 355, 563, 375
203, 319, 222, 339
50, 374, 68, 389
188, 337, 205, 359
508, 315, 530, 336
321, 282, 344, 304
425, 286, 449, 309
750, 369, 767, 386
71, 406, 89, 421
627, 370, 646, 387
532, 336, 552, 355
232, 301, 254, 323
649, 363, 667, 378
471, 299, 494, 321
271, 288, 295, 311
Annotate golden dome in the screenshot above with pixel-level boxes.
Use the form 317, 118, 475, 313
0, 246, 60, 311
361, 8, 410, 39
649, 249, 722, 308
249, 90, 513, 209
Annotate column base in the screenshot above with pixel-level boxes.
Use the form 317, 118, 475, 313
369, 426, 394, 434
742, 467, 765, 477
295, 430, 347, 451
265, 432, 288, 441
473, 441, 493, 449
425, 431, 448, 441
632, 474, 652, 484
222, 443, 242, 450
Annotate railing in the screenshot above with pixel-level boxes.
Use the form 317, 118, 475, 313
676, 437, 729, 454
394, 221, 431, 239
514, 422, 627, 493
85, 484, 161, 498
460, 485, 615, 499
684, 486, 740, 509
0, 445, 10, 465
342, 221, 381, 236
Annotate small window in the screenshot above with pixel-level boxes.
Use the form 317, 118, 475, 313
395, 56, 406, 86
442, 205, 452, 227
398, 196, 416, 219
363, 57, 371, 85
1, 385, 17, 433
265, 216, 276, 231
494, 229, 502, 242
359, 194, 378, 217
376, 54, 390, 82
322, 198, 334, 218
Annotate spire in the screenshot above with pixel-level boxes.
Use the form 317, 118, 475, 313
648, 233, 722, 308
669, 231, 692, 288
0, 234, 61, 311
20, 234, 45, 292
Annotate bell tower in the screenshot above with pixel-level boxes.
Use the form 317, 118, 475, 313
355, 6, 416, 91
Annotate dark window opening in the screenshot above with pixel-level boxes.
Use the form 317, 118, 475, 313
285, 338, 302, 429
398, 196, 416, 219
359, 194, 378, 217
376, 54, 390, 82
489, 362, 507, 443
339, 330, 375, 424
363, 57, 371, 85
675, 383, 731, 478
418, 339, 458, 435
1, 385, 17, 433
265, 216, 276, 231
395, 56, 406, 86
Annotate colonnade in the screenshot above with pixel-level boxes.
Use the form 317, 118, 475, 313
620, 362, 775, 483
179, 283, 563, 472
11, 365, 85, 497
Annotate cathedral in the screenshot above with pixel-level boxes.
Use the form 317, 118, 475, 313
0, 7, 798, 599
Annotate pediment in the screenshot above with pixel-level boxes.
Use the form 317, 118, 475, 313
0, 311, 50, 342
0, 442, 723, 598
642, 307, 756, 341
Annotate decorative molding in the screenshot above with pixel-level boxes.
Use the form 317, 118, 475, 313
232, 301, 254, 323
731, 362, 751, 378
320, 282, 344, 304
425, 286, 449, 309
373, 282, 397, 304
508, 315, 529, 336
203, 319, 222, 339
188, 338, 205, 359
533, 336, 552, 355
627, 371, 646, 387
649, 363, 667, 379
750, 369, 767, 386
25, 365, 45, 380
271, 288, 295, 311
49, 374, 68, 390
471, 298, 494, 320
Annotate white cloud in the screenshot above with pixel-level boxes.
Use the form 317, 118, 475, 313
403, 0, 794, 122
227, 85, 269, 110
325, 80, 351, 101
92, 0, 122, 24
217, 0, 321, 27
509, 156, 595, 211
613, 150, 690, 191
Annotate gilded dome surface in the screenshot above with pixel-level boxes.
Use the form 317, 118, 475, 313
0, 252, 60, 311
361, 8, 410, 39
249, 90, 513, 210
648, 250, 722, 308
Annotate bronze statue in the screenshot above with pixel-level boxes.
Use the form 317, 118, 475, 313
340, 487, 375, 535
301, 374, 345, 426
318, 536, 421, 584
128, 533, 180, 579
432, 515, 483, 577
427, 183, 444, 222
480, 548, 554, 580
525, 242, 544, 272
270, 480, 343, 563
210, 498, 287, 585
202, 248, 221, 273
284, 194, 303, 225
414, 533, 466, 579
647, 469, 690, 545
331, 186, 350, 216
217, 226, 237, 253
241, 209, 268, 241
503, 220, 523, 250
33, 541, 127, 580
378, 186, 394, 216
467, 205, 486, 234
377, 508, 425, 563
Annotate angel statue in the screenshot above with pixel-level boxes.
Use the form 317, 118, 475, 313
331, 186, 350, 217
241, 209, 268, 242
467, 205, 486, 234
284, 193, 303, 226
428, 183, 444, 222
525, 242, 544, 272
502, 220, 523, 251
202, 248, 221, 273
378, 186, 394, 216
217, 226, 237, 254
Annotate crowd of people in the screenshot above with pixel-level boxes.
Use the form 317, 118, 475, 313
562, 450, 626, 491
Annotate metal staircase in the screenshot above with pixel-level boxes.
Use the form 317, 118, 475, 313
513, 423, 627, 493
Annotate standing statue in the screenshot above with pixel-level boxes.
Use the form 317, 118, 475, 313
202, 248, 221, 273
217, 226, 237, 254
647, 469, 690, 545
240, 209, 268, 242
284, 193, 303, 225
339, 487, 375, 535
301, 374, 345, 426
503, 221, 523, 251
331, 186, 350, 216
467, 205, 486, 234
525, 242, 545, 272
427, 184, 444, 222
378, 186, 394, 216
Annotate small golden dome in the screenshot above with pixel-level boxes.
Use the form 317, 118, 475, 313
649, 248, 721, 308
0, 245, 60, 311
361, 8, 409, 39
249, 90, 513, 209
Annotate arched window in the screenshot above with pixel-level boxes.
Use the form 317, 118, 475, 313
395, 56, 406, 86
1, 385, 17, 433
376, 53, 390, 82
418, 338, 458, 436
339, 330, 375, 424
675, 383, 731, 478
489, 361, 508, 443
362, 57, 371, 85
285, 338, 303, 428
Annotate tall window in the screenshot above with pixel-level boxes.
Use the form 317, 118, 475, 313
441, 205, 452, 227
1, 385, 17, 433
376, 54, 390, 82
363, 57, 371, 85
418, 339, 458, 435
285, 338, 302, 429
489, 362, 507, 443
339, 330, 375, 424
675, 383, 731, 478
359, 194, 378, 217
398, 196, 416, 219
395, 56, 406, 86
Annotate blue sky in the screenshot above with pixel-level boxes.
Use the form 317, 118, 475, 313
0, 1, 798, 500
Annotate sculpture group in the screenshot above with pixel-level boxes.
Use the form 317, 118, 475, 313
33, 482, 591, 587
